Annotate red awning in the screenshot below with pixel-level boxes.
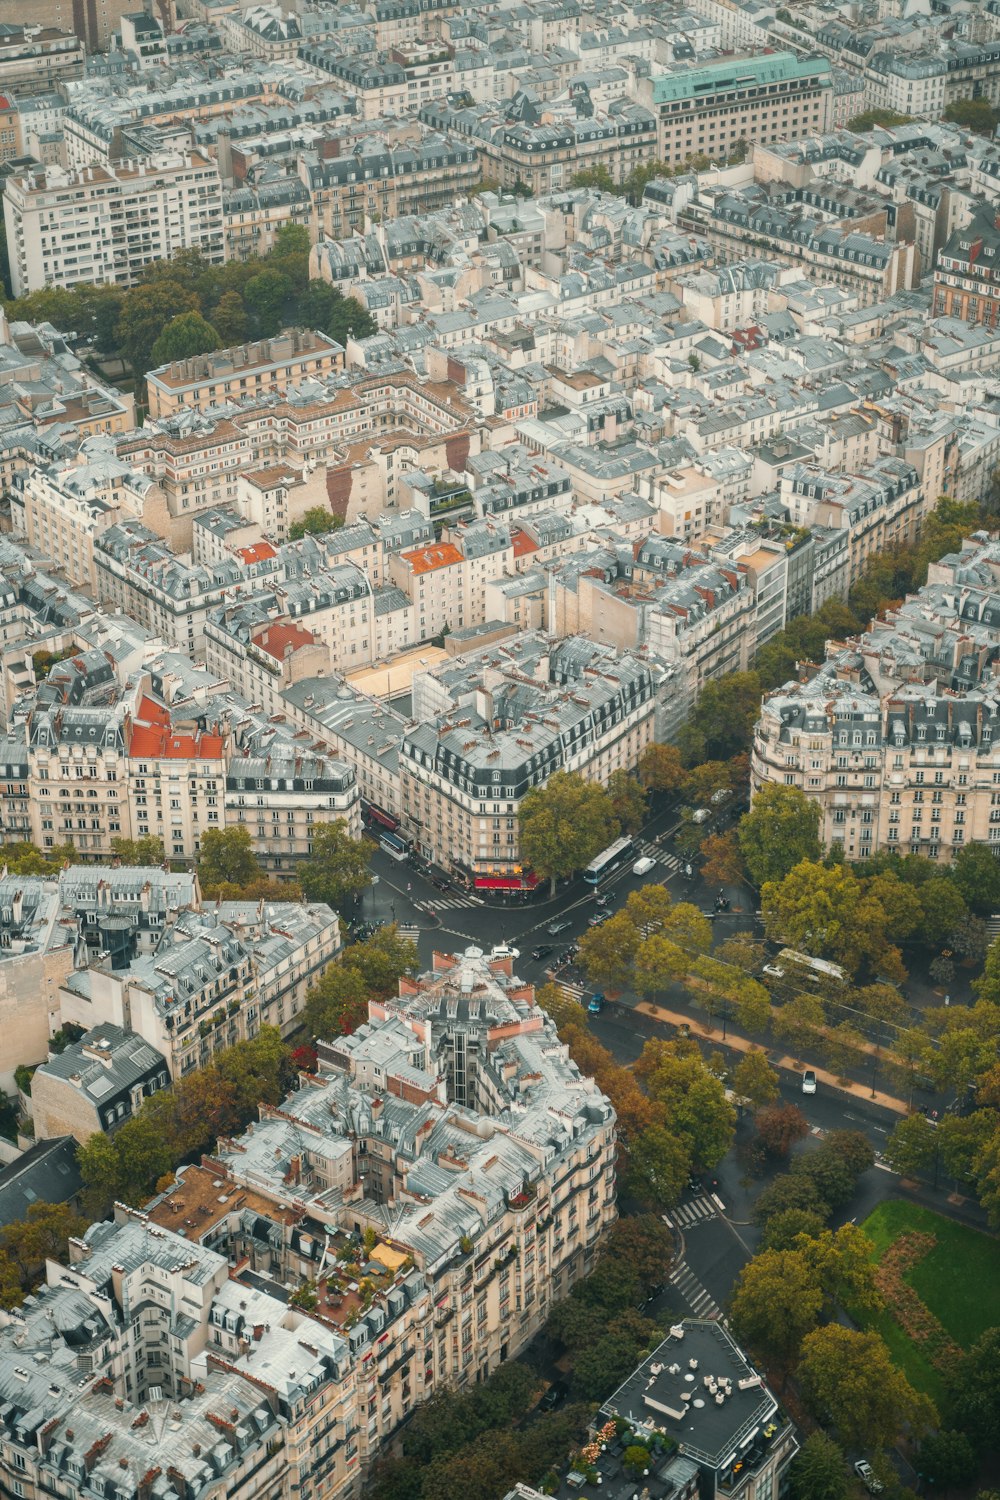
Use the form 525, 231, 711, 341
364, 803, 399, 832
475, 876, 530, 890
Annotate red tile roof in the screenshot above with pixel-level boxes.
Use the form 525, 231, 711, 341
511, 528, 539, 558
400, 542, 463, 575
128, 695, 224, 760
251, 622, 316, 661
236, 542, 278, 565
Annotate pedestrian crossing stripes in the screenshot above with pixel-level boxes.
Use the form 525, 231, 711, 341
413, 892, 481, 913
556, 980, 587, 1004
669, 1262, 720, 1319
663, 1195, 718, 1229
396, 924, 420, 943
633, 841, 684, 874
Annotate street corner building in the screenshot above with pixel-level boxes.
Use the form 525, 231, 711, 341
0, 945, 617, 1500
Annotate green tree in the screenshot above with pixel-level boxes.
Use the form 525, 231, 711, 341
948, 1327, 1000, 1449
847, 107, 915, 131
1, 1202, 89, 1295
116, 280, 199, 377
920, 877, 970, 945
519, 770, 619, 894
625, 1124, 690, 1207
951, 842, 1000, 916
728, 1247, 824, 1375
799, 1223, 882, 1317
800, 1324, 936, 1447
342, 923, 419, 998
943, 98, 998, 135
110, 834, 165, 866
772, 992, 826, 1056
883, 1112, 937, 1178
197, 826, 261, 890
288, 506, 343, 540
297, 820, 371, 909
211, 289, 249, 345
733, 1048, 780, 1112
569, 165, 618, 193
301, 281, 376, 343
637, 742, 685, 792
938, 1110, 996, 1189
679, 671, 762, 763
149, 310, 219, 369
754, 1102, 808, 1159
917, 1430, 979, 1491
639, 1042, 735, 1168
753, 1172, 829, 1227
578, 911, 640, 993
739, 785, 821, 887
762, 860, 899, 976
607, 769, 647, 834
789, 1432, 850, 1500
700, 830, 745, 886
78, 1110, 174, 1214
244, 268, 293, 337
761, 1207, 827, 1251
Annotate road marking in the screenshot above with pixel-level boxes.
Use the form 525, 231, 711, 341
669, 1262, 720, 1318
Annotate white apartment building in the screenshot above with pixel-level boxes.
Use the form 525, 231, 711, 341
3, 150, 224, 295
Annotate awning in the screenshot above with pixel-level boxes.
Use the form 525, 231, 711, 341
363, 802, 399, 832
474, 875, 539, 890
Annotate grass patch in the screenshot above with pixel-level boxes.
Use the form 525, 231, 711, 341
857, 1199, 1000, 1408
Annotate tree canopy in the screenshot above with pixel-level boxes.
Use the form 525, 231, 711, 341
739, 786, 822, 888
297, 820, 372, 909
519, 771, 619, 893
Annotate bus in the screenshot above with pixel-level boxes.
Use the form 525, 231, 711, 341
763, 949, 846, 990
583, 836, 636, 884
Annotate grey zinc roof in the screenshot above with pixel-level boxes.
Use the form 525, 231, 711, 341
35, 1024, 165, 1103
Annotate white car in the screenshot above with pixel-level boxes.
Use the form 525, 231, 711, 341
802, 1069, 817, 1095
854, 1461, 883, 1494
633, 855, 656, 876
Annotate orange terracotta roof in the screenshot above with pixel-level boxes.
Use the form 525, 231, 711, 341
252, 622, 316, 661
401, 542, 463, 575
236, 542, 278, 565
129, 695, 224, 760
511, 528, 539, 558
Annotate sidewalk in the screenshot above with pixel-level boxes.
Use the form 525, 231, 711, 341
633, 1000, 910, 1115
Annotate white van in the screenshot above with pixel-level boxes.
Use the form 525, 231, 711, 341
633, 855, 656, 876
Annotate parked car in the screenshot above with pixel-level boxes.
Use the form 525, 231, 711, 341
587, 992, 606, 1015
633, 855, 656, 875
588, 912, 609, 927
802, 1069, 817, 1095
539, 1380, 568, 1412
547, 919, 571, 935
854, 1461, 883, 1495
531, 944, 553, 961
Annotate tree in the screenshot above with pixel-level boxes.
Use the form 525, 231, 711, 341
607, 769, 647, 834
300, 280, 376, 343
739, 786, 821, 887
755, 1103, 808, 1159
197, 826, 261, 890
78, 1112, 174, 1214
638, 742, 684, 792
772, 993, 826, 1056
798, 1325, 936, 1448
149, 310, 219, 369
243, 268, 293, 338
761, 1207, 827, 1251
920, 877, 969, 946
728, 1248, 824, 1374
681, 760, 733, 808
342, 923, 419, 998
535, 981, 586, 1033
800, 1223, 882, 1317
883, 1112, 937, 1178
1, 1202, 89, 1294
110, 835, 164, 865
948, 1326, 1000, 1448
917, 1431, 979, 1492
578, 911, 640, 993
288, 506, 343, 541
789, 1433, 850, 1500
625, 1124, 690, 1207
212, 289, 249, 345
938, 1110, 995, 1188
639, 1044, 735, 1168
951, 843, 1000, 916
519, 770, 619, 894
297, 820, 371, 909
115, 279, 199, 377
762, 861, 898, 976
753, 1172, 828, 1227
604, 1214, 674, 1290
793, 1134, 870, 1211
733, 1048, 780, 1112
679, 671, 762, 764
700, 831, 745, 886
847, 107, 915, 131
570, 164, 618, 193
943, 97, 998, 135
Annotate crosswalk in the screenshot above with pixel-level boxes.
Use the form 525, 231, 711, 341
396, 924, 420, 943
633, 840, 684, 875
555, 979, 587, 1004
413, 892, 481, 913
662, 1195, 719, 1229
669, 1261, 720, 1319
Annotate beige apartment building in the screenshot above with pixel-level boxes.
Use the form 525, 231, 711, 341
751, 535, 1000, 864
777, 458, 924, 585
145, 329, 346, 421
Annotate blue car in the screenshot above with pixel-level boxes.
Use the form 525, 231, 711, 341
587, 992, 606, 1015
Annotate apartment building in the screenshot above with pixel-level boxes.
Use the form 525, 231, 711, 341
280, 677, 407, 825
0, 23, 83, 93
0, 1211, 352, 1500
777, 457, 923, 584
3, 151, 224, 296
400, 634, 655, 886
298, 134, 480, 239
0, 872, 74, 1090
549, 539, 757, 716
95, 517, 283, 657
145, 330, 346, 422
751, 534, 1000, 863
0, 0, 134, 51
31, 1022, 168, 1143
59, 895, 341, 1078
637, 52, 833, 166
863, 40, 1000, 119
932, 203, 1000, 328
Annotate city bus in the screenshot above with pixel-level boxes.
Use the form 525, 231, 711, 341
583, 836, 636, 884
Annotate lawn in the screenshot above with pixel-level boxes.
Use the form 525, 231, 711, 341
858, 1199, 1000, 1409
